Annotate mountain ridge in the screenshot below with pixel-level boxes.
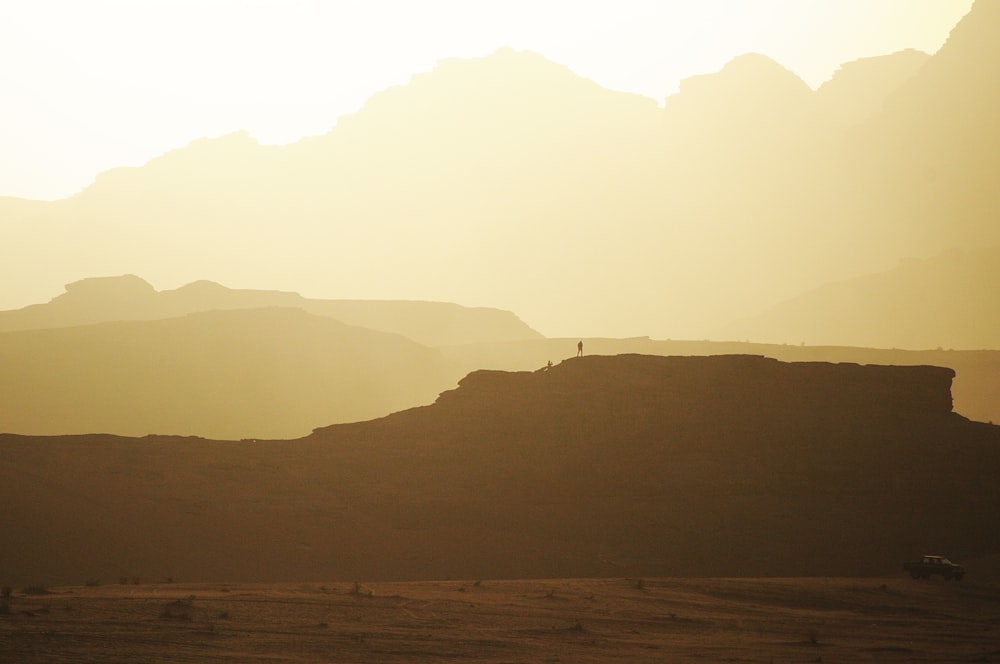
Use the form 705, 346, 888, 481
1, 4, 997, 344
2, 353, 998, 585
0, 306, 465, 439
721, 245, 1000, 350
0, 274, 541, 347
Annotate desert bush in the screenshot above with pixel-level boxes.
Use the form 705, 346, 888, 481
160, 598, 194, 621
1, 586, 11, 599
85, 578, 101, 587
348, 581, 371, 597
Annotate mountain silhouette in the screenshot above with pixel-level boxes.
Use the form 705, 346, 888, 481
0, 307, 464, 439
0, 275, 540, 347
840, 0, 1000, 261
0, 3, 996, 346
815, 49, 930, 126
721, 246, 1000, 350
440, 337, 1000, 428
6, 273, 1000, 437
2, 354, 998, 585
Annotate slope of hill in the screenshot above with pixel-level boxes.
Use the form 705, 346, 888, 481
815, 49, 930, 126
0, 274, 541, 347
0, 307, 464, 439
841, 0, 1000, 258
1, 3, 996, 345
2, 354, 998, 586
719, 246, 1000, 350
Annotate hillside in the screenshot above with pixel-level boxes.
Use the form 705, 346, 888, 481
0, 274, 541, 347
2, 354, 998, 587
841, 0, 1000, 259
0, 307, 463, 439
720, 246, 1000, 350
1, 3, 996, 345
815, 49, 930, 126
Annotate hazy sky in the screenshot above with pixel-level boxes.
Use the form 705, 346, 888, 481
0, 0, 974, 201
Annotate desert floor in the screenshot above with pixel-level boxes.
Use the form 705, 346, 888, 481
1, 576, 998, 662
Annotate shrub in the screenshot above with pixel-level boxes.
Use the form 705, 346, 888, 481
348, 581, 371, 597
160, 598, 194, 621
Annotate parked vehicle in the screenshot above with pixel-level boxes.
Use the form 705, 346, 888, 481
903, 555, 965, 580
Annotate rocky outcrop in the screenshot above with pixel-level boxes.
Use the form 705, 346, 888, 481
432, 354, 956, 421
2, 354, 997, 586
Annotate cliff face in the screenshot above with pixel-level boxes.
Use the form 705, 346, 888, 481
1, 355, 997, 586
434, 354, 956, 422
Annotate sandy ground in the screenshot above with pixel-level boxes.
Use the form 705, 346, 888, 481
2, 576, 998, 662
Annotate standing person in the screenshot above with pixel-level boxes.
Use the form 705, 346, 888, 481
577, 340, 584, 357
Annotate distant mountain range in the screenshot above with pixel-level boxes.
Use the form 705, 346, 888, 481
721, 246, 1000, 349
0, 275, 542, 438
3, 355, 998, 585
0, 274, 541, 347
2, 1, 997, 348
2, 272, 999, 438
0, 307, 465, 439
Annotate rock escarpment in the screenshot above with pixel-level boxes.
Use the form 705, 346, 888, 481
2, 355, 998, 586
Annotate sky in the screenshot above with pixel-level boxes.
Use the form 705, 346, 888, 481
0, 0, 975, 201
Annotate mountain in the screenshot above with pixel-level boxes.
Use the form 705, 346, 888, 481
0, 47, 840, 339
719, 246, 1000, 350
1, 49, 672, 337
816, 49, 930, 126
840, 0, 1000, 260
2, 354, 998, 586
0, 307, 464, 439
1, 2, 997, 346
0, 274, 541, 347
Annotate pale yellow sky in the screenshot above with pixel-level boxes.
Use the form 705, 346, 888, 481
0, 0, 974, 201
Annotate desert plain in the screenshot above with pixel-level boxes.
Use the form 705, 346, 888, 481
3, 575, 999, 662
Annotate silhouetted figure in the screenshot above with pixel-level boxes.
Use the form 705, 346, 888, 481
577, 340, 583, 357
547, 360, 553, 369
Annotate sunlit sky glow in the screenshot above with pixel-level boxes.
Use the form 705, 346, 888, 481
0, 0, 974, 201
